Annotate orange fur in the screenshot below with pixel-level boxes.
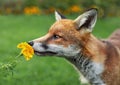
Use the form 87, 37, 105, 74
31, 9, 120, 85
33, 19, 120, 84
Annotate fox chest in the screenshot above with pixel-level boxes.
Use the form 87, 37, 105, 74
67, 55, 106, 85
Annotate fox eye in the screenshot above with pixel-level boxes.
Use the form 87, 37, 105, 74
52, 35, 61, 40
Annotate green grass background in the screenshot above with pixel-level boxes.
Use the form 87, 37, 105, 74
0, 15, 120, 85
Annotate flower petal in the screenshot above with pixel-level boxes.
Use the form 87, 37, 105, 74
17, 42, 34, 60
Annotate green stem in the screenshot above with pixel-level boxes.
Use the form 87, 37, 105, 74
15, 53, 22, 59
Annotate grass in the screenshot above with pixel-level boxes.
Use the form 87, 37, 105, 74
0, 15, 120, 85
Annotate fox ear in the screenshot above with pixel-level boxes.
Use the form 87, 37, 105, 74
55, 11, 66, 21
74, 8, 97, 32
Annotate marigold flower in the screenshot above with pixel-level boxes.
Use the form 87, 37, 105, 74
24, 6, 41, 15
70, 5, 81, 13
17, 42, 34, 60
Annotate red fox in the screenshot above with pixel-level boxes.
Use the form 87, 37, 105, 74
28, 8, 120, 85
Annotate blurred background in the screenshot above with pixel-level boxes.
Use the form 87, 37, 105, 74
0, 0, 120, 85
0, 0, 120, 17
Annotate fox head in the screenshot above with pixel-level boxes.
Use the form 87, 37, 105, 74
28, 8, 97, 58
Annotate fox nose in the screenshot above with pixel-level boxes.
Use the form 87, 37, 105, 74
28, 41, 34, 46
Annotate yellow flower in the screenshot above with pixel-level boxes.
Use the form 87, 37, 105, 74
17, 42, 34, 60
24, 6, 41, 15
70, 5, 82, 13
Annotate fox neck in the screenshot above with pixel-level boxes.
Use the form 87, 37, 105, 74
66, 53, 105, 85
66, 34, 106, 85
